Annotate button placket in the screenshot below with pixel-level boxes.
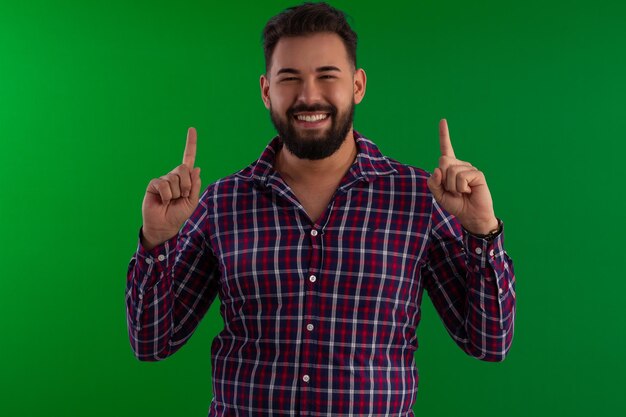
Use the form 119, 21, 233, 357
300, 225, 323, 405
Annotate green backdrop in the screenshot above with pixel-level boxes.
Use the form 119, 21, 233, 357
1, 0, 625, 416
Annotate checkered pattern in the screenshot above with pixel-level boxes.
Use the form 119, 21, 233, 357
126, 133, 515, 416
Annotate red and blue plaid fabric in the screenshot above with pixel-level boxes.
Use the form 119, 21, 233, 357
126, 133, 515, 416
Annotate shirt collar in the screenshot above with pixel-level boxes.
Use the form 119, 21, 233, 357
237, 131, 398, 187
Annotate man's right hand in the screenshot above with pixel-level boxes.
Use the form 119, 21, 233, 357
141, 127, 202, 250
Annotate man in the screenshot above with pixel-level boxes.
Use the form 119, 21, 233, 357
126, 2, 515, 416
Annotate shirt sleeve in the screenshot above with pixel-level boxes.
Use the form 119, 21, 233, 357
125, 207, 221, 361
422, 199, 516, 361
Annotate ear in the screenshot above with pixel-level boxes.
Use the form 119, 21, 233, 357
260, 74, 271, 109
353, 68, 367, 105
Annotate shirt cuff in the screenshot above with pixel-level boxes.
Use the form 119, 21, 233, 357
462, 219, 505, 270
134, 228, 179, 276
463, 223, 513, 329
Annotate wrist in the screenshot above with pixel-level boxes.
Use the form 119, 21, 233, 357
140, 227, 177, 251
462, 217, 500, 236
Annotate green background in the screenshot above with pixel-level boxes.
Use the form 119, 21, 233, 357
1, 0, 625, 415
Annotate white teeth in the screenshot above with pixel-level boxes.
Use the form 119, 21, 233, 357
296, 114, 328, 122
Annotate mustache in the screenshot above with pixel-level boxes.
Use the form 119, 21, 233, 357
287, 103, 337, 118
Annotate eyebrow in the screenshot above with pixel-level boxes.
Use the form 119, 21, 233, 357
276, 66, 342, 76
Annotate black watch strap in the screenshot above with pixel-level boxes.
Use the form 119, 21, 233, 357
468, 218, 503, 241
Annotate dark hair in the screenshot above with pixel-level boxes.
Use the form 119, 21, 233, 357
262, 2, 358, 72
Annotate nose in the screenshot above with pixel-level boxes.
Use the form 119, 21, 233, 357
296, 77, 323, 105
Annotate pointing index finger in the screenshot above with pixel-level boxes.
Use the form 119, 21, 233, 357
183, 127, 197, 168
439, 119, 456, 158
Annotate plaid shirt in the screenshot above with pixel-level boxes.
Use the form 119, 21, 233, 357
126, 133, 515, 417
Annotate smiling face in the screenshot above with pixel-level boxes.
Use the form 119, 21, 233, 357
261, 32, 366, 160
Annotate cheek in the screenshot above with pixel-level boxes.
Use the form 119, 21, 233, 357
269, 87, 294, 111
327, 83, 356, 107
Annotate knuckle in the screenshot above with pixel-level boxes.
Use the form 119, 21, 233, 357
448, 165, 462, 175
147, 178, 162, 193
174, 164, 189, 174
158, 181, 172, 194
164, 173, 181, 187
159, 185, 171, 198
180, 172, 192, 185
458, 169, 472, 178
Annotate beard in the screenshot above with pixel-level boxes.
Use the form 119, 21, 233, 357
269, 101, 354, 160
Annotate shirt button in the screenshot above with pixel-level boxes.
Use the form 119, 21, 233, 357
145, 258, 152, 264
475, 247, 483, 255
309, 275, 317, 283
310, 229, 318, 237
498, 288, 504, 295
138, 293, 144, 300
306, 324, 314, 331
302, 374, 310, 383
489, 249, 495, 257
157, 254, 165, 261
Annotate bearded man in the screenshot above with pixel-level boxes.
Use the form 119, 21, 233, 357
126, 3, 516, 416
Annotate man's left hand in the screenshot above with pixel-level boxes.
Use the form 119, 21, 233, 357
426, 119, 499, 235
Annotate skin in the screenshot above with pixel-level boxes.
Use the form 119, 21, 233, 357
141, 127, 201, 250
260, 32, 366, 222
427, 119, 499, 234
140, 33, 498, 249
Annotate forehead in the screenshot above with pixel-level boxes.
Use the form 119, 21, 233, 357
270, 32, 351, 74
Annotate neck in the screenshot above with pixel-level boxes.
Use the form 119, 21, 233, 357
275, 130, 358, 185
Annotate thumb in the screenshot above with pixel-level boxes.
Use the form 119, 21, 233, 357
190, 167, 202, 202
427, 168, 445, 201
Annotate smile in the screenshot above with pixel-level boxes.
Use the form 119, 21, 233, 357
294, 113, 330, 122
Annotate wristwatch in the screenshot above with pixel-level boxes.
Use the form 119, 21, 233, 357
467, 218, 503, 241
